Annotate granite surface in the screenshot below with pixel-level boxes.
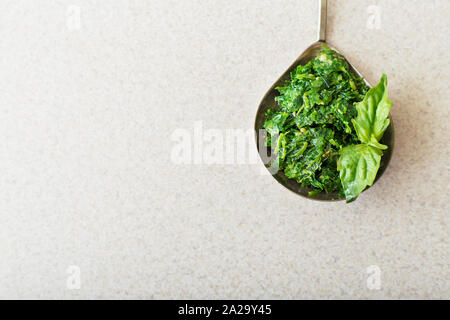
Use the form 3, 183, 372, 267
0, 0, 448, 299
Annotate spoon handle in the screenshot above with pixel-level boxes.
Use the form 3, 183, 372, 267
318, 0, 327, 42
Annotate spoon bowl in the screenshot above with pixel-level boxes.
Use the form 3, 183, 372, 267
254, 1, 394, 201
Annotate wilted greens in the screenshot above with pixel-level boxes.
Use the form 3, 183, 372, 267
263, 46, 391, 202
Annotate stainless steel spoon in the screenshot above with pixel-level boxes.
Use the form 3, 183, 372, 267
254, 0, 394, 201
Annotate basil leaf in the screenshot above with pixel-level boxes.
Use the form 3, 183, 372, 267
337, 144, 382, 202
351, 74, 392, 149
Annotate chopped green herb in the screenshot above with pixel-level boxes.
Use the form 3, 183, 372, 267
308, 190, 322, 197
263, 46, 391, 201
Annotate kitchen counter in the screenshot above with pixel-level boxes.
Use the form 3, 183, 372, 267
0, 0, 448, 299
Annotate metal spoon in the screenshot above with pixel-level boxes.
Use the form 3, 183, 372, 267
254, 0, 394, 201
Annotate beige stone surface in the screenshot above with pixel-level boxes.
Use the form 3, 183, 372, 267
0, 0, 448, 299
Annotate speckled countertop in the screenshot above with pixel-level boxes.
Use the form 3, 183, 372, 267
0, 0, 448, 299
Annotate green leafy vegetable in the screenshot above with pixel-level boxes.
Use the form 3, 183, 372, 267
263, 46, 369, 194
263, 46, 392, 202
352, 74, 392, 150
337, 144, 382, 202
337, 75, 392, 202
